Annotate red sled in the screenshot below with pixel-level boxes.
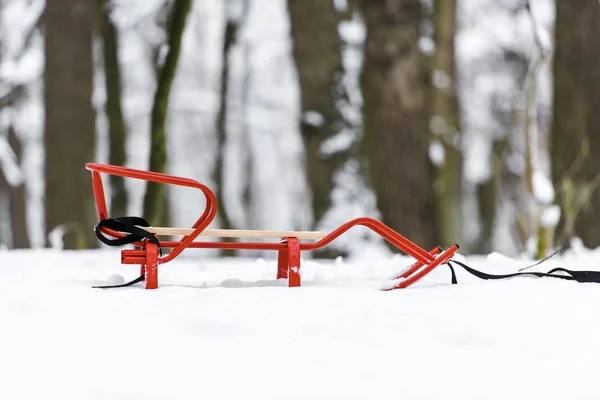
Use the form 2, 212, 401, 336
86, 162, 459, 290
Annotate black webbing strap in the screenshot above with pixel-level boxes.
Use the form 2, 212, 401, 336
94, 216, 161, 255
92, 217, 162, 289
446, 259, 600, 285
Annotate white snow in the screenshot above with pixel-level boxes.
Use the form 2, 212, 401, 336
108, 0, 168, 30
333, 0, 348, 12
428, 140, 445, 167
532, 170, 555, 204
528, 0, 555, 54
338, 17, 366, 44
302, 110, 325, 127
418, 36, 435, 55
1, 247, 600, 399
463, 137, 491, 184
0, 128, 23, 187
0, 0, 46, 248
47, 225, 66, 250
319, 128, 354, 156
540, 204, 561, 228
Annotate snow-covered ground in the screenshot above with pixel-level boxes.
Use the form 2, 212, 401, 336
1, 246, 600, 399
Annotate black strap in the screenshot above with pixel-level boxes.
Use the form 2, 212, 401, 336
447, 259, 600, 284
93, 217, 162, 289
94, 216, 161, 255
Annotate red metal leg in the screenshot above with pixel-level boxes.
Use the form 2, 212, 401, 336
287, 238, 301, 287
395, 246, 442, 280
277, 242, 289, 279
145, 241, 159, 289
385, 244, 459, 290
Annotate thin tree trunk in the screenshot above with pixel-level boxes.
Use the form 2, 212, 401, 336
8, 125, 29, 248
142, 0, 192, 226
99, 0, 128, 217
287, 0, 344, 226
214, 0, 245, 256
430, 0, 462, 248
44, 0, 97, 249
474, 138, 507, 254
0, 169, 11, 248
551, 0, 600, 248
357, 0, 438, 249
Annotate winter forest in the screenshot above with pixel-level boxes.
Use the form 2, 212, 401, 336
1, 0, 599, 260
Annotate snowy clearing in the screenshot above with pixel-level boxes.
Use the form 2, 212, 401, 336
1, 247, 600, 399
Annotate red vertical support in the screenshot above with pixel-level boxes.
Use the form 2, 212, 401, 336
145, 241, 159, 289
91, 171, 108, 220
287, 237, 301, 287
277, 241, 289, 279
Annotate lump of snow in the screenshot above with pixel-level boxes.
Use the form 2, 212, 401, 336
106, 274, 125, 285
320, 128, 354, 156
418, 37, 435, 55
333, 0, 349, 13
302, 111, 325, 127
570, 236, 586, 254
48, 226, 66, 250
540, 205, 561, 228
532, 171, 555, 204
428, 141, 445, 167
338, 19, 366, 44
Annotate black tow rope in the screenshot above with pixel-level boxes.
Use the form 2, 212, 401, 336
92, 217, 162, 289
446, 259, 600, 285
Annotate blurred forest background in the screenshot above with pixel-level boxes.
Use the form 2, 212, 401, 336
0, 0, 598, 259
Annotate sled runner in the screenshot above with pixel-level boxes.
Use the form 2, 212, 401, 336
86, 162, 459, 290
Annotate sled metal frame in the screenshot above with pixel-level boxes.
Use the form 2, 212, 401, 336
86, 163, 459, 290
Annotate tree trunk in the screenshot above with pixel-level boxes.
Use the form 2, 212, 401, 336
430, 0, 462, 248
0, 174, 9, 248
214, 0, 245, 256
357, 0, 438, 249
98, 0, 128, 217
142, 0, 192, 226
551, 0, 600, 248
474, 138, 507, 254
287, 0, 344, 226
44, 0, 97, 249
8, 125, 29, 248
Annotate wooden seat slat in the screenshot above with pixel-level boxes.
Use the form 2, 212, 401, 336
142, 226, 327, 240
